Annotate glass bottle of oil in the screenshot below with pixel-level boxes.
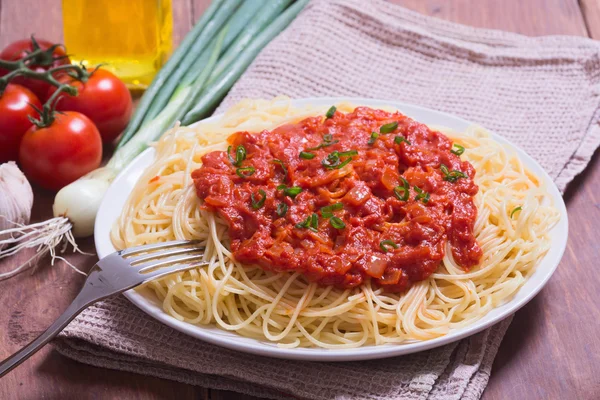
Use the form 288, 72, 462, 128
62, 0, 173, 89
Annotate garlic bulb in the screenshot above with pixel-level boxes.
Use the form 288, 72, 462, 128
0, 162, 34, 250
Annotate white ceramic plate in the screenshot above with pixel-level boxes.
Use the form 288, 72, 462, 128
94, 97, 568, 362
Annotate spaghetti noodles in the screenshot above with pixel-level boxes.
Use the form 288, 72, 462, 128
111, 99, 559, 348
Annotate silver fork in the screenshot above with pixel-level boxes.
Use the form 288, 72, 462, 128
0, 240, 206, 378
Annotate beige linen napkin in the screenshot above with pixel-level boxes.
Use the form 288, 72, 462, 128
55, 0, 600, 399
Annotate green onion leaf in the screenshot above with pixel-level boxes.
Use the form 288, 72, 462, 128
440, 164, 467, 183
322, 151, 354, 170
276, 202, 288, 217
306, 134, 339, 151
236, 166, 255, 178
321, 202, 343, 218
393, 177, 410, 201
368, 132, 379, 145
251, 189, 266, 210
278, 185, 302, 198
394, 136, 411, 145
380, 240, 398, 253
325, 106, 337, 119
228, 145, 246, 167
330, 216, 346, 229
295, 214, 318, 232
380, 121, 398, 134
451, 144, 465, 156
299, 151, 315, 159
414, 186, 430, 204
272, 159, 287, 181
338, 150, 358, 157
510, 206, 522, 218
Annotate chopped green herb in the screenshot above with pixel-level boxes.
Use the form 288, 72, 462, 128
510, 206, 522, 218
394, 136, 411, 145
276, 203, 288, 217
393, 177, 410, 201
380, 121, 398, 134
236, 166, 255, 178
440, 164, 468, 183
451, 144, 465, 156
305, 134, 339, 151
322, 150, 355, 170
330, 216, 346, 229
299, 151, 315, 160
380, 240, 398, 253
227, 145, 247, 167
368, 132, 379, 145
296, 214, 318, 232
414, 186, 430, 204
272, 159, 287, 181
321, 203, 343, 218
325, 106, 337, 119
251, 189, 266, 210
278, 185, 303, 198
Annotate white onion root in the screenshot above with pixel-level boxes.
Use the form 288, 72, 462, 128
0, 216, 88, 281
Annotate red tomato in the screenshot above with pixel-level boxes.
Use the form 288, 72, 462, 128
0, 38, 70, 101
0, 84, 42, 163
19, 111, 102, 191
50, 68, 132, 143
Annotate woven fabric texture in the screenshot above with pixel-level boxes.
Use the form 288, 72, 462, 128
55, 0, 600, 399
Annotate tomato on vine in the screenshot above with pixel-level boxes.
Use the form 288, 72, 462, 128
0, 37, 70, 101
49, 68, 133, 143
0, 84, 42, 163
19, 111, 102, 191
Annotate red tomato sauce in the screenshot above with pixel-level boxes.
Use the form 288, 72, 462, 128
192, 107, 482, 292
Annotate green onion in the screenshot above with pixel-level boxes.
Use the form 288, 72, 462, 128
295, 213, 318, 232
511, 206, 522, 218
278, 185, 302, 198
394, 136, 411, 145
330, 216, 346, 229
325, 106, 337, 119
251, 189, 266, 209
414, 186, 430, 204
299, 151, 315, 159
236, 166, 255, 178
182, 0, 310, 124
338, 150, 358, 157
393, 177, 410, 201
272, 159, 287, 180
311, 213, 318, 230
276, 202, 288, 217
321, 202, 343, 218
451, 144, 465, 156
305, 134, 339, 151
368, 132, 379, 145
322, 151, 354, 170
440, 164, 467, 183
116, 0, 236, 148
227, 145, 246, 167
380, 121, 398, 134
380, 240, 398, 253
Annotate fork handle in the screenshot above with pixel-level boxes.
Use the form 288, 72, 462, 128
0, 290, 94, 377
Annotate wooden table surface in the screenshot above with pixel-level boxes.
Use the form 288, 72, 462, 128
1, 0, 600, 399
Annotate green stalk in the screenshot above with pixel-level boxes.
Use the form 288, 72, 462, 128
116, 0, 238, 148
182, 0, 309, 125
206, 0, 292, 87
179, 0, 267, 89
106, 26, 228, 173
138, 0, 243, 128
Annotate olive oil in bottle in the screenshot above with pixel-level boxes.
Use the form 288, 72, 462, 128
62, 0, 173, 89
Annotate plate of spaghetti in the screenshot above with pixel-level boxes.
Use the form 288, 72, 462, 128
95, 97, 567, 361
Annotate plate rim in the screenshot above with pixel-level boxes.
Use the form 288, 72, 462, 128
94, 97, 569, 362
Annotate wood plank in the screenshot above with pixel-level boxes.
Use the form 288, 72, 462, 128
397, 0, 588, 36
580, 0, 600, 39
